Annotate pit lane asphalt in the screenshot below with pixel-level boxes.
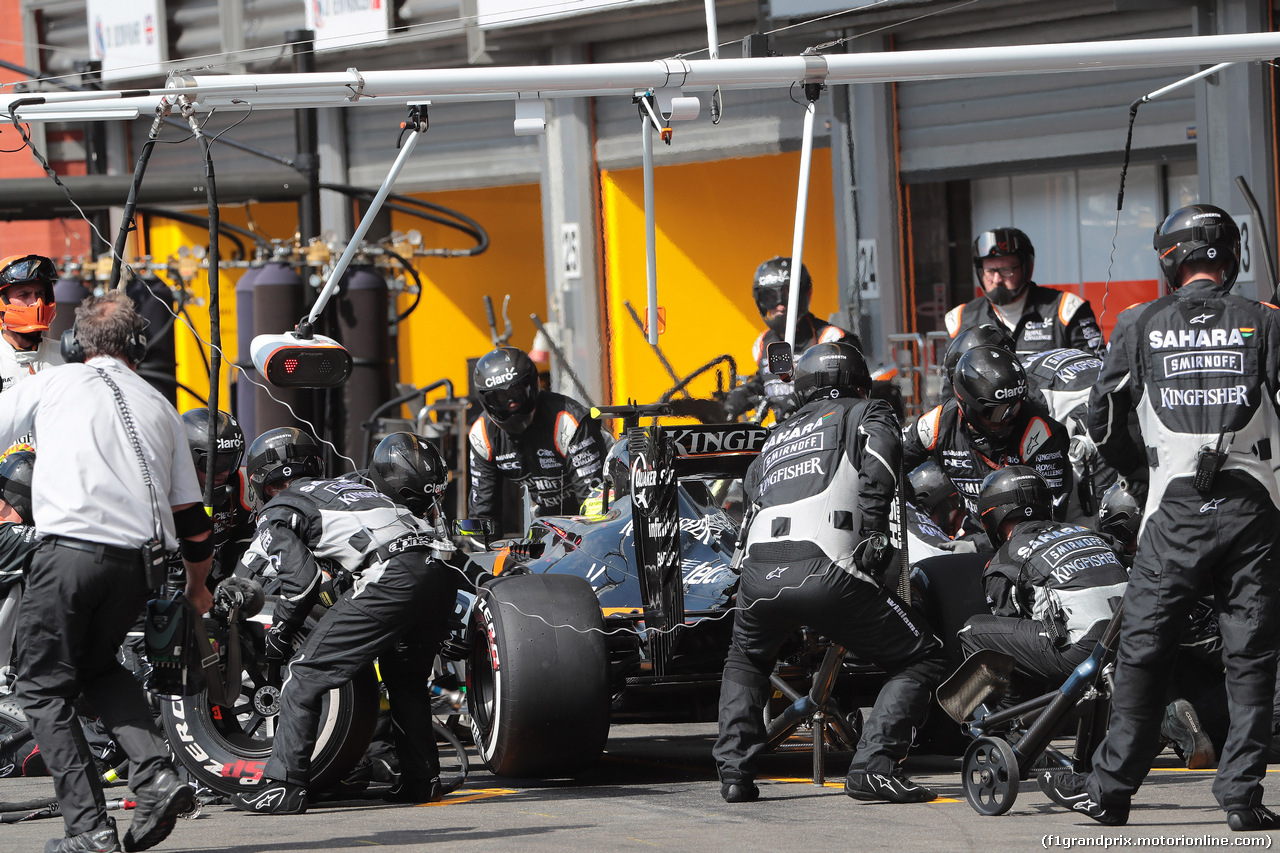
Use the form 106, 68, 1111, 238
2, 723, 1274, 852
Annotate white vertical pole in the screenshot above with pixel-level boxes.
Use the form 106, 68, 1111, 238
703, 0, 720, 60
641, 110, 659, 346
784, 101, 817, 348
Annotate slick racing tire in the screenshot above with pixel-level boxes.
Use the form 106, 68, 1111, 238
468, 572, 610, 778
161, 606, 379, 797
0, 697, 39, 778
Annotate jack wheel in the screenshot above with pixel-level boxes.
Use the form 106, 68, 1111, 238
963, 736, 1019, 816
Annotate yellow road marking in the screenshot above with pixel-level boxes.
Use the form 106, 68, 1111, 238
417, 787, 517, 807
625, 838, 661, 847
760, 776, 960, 802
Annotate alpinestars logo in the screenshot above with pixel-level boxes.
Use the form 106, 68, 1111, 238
766, 566, 789, 579
1188, 312, 1215, 324
1200, 498, 1226, 513
244, 788, 284, 811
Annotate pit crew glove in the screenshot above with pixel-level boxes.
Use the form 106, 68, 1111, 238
723, 386, 757, 419
264, 625, 296, 682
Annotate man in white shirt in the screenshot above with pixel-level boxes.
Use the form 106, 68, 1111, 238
0, 290, 212, 853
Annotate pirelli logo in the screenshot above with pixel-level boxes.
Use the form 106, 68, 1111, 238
1162, 350, 1243, 377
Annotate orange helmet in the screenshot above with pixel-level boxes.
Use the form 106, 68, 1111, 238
0, 255, 56, 334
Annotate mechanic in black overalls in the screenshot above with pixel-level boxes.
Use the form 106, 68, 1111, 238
714, 342, 948, 804
903, 345, 1074, 523
231, 430, 457, 814
177, 409, 256, 589
945, 228, 1104, 358
467, 346, 606, 534
723, 256, 861, 420
958, 466, 1128, 698
1041, 204, 1280, 831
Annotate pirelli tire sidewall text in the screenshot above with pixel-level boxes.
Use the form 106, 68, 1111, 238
160, 601, 380, 796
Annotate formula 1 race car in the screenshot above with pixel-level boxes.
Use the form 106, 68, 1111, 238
460, 406, 895, 778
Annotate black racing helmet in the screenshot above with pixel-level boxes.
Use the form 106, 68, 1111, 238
1153, 204, 1240, 290
944, 323, 1016, 383
908, 460, 964, 533
954, 346, 1028, 445
752, 256, 812, 334
245, 427, 323, 504
181, 408, 245, 483
1098, 481, 1143, 550
472, 346, 540, 436
368, 432, 450, 517
792, 341, 872, 406
973, 227, 1035, 280
976, 465, 1052, 547
0, 445, 35, 525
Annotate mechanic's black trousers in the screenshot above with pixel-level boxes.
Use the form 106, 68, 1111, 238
959, 615, 1099, 686
1089, 477, 1280, 811
714, 558, 947, 784
266, 556, 456, 787
15, 539, 170, 837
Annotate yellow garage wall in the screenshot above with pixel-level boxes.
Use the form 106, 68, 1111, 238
601, 149, 837, 408
391, 184, 545, 405
144, 202, 299, 416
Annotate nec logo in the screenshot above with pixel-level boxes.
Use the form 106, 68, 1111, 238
483, 369, 518, 388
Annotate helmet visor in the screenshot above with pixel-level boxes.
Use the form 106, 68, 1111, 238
0, 256, 56, 287
193, 448, 241, 481
481, 383, 534, 418
969, 400, 1021, 436
753, 284, 790, 314
974, 231, 1027, 260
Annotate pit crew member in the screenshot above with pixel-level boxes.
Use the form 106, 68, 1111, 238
714, 341, 947, 805
468, 346, 606, 533
945, 228, 1104, 357
1041, 204, 1280, 831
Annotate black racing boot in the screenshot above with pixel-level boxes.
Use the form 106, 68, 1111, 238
1037, 770, 1129, 826
720, 781, 760, 803
844, 769, 936, 803
383, 777, 444, 804
1227, 805, 1280, 832
230, 779, 308, 815
45, 817, 121, 853
123, 767, 195, 852
1160, 698, 1216, 770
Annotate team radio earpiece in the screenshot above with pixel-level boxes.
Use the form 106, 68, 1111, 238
60, 322, 147, 365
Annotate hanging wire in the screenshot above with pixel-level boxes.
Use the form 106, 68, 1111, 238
5, 110, 362, 474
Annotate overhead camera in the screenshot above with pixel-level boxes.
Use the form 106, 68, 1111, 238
250, 331, 352, 388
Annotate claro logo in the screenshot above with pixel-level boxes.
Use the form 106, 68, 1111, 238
992, 383, 1026, 400
484, 369, 518, 388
